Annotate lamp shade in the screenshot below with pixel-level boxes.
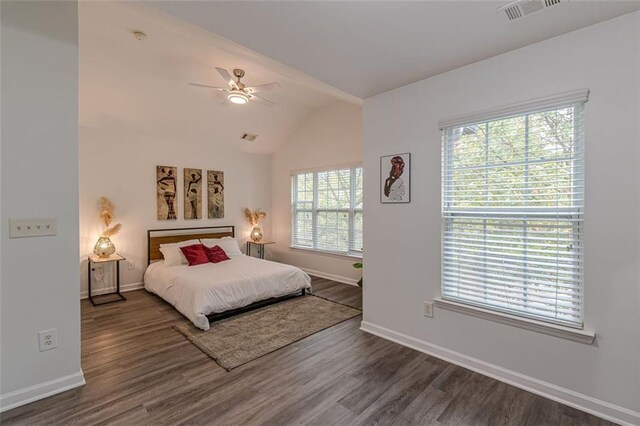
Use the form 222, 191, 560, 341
250, 226, 263, 242
94, 236, 115, 258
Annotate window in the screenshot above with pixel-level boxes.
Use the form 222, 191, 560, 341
441, 96, 585, 328
291, 166, 363, 257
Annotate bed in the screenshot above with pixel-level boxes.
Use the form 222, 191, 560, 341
144, 226, 312, 330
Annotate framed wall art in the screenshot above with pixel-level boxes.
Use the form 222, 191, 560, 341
207, 170, 225, 219
156, 165, 178, 220
380, 153, 410, 203
184, 168, 202, 219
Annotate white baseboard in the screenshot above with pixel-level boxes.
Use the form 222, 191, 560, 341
300, 268, 359, 287
80, 281, 144, 299
360, 321, 639, 426
0, 370, 85, 413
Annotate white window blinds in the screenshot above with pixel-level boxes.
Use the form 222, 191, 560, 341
441, 100, 585, 328
291, 166, 363, 256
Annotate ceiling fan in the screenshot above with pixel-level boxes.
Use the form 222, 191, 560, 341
188, 68, 280, 106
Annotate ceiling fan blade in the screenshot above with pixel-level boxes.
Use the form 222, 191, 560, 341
215, 67, 238, 89
245, 82, 280, 94
250, 94, 275, 107
188, 82, 228, 91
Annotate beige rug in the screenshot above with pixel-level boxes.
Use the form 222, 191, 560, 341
174, 295, 361, 371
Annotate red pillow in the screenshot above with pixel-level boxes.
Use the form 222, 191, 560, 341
179, 244, 209, 266
205, 245, 230, 263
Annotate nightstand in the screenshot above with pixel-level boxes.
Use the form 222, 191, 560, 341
246, 241, 275, 259
87, 253, 127, 306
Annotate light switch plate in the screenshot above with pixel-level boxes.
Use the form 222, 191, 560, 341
9, 218, 57, 238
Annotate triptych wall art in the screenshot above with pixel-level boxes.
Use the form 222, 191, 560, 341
156, 165, 224, 220
207, 170, 224, 219
156, 166, 178, 220
184, 168, 202, 220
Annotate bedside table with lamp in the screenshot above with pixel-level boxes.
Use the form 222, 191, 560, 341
87, 253, 127, 306
244, 207, 273, 259
89, 196, 126, 306
246, 240, 275, 259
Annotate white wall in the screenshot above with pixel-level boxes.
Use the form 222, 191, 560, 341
79, 126, 271, 296
1, 1, 84, 410
271, 101, 362, 284
362, 12, 639, 424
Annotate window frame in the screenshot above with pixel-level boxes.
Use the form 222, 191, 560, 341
290, 165, 363, 258
439, 91, 588, 332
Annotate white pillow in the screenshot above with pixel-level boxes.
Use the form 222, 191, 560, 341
200, 237, 243, 256
159, 239, 201, 266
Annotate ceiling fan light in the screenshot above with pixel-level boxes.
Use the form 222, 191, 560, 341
228, 90, 249, 105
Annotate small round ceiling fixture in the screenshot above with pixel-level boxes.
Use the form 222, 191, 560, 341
228, 90, 249, 105
132, 30, 147, 41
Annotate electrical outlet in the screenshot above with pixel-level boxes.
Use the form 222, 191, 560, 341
423, 301, 434, 318
38, 329, 58, 352
127, 260, 135, 270
9, 218, 57, 238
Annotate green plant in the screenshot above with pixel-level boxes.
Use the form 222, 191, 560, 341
353, 262, 363, 287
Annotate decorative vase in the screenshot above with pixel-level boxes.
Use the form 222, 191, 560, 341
93, 236, 115, 258
250, 226, 263, 242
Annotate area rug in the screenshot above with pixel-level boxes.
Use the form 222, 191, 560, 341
173, 295, 361, 371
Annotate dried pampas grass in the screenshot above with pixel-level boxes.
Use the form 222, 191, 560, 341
99, 196, 115, 227
103, 223, 122, 237
98, 196, 122, 237
244, 208, 267, 226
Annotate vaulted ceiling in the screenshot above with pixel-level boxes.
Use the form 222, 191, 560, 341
80, 1, 638, 153
150, 1, 640, 98
79, 2, 358, 155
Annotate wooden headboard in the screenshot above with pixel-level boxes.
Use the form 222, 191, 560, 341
147, 226, 235, 265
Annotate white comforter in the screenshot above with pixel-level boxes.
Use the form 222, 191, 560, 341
144, 255, 312, 330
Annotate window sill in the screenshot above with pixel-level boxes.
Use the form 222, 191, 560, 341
289, 245, 363, 260
433, 298, 595, 345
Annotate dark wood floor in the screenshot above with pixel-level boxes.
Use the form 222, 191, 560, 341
2, 277, 614, 425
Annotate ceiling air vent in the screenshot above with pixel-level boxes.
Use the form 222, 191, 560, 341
498, 0, 564, 21
240, 132, 258, 142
